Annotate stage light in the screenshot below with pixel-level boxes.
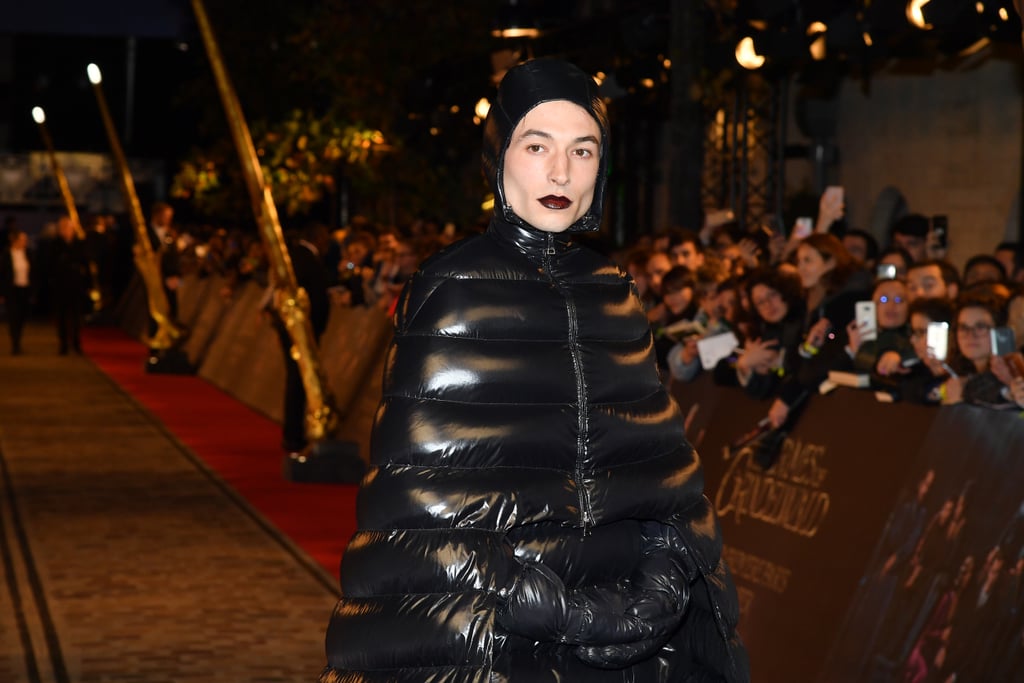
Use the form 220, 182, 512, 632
491, 0, 540, 39
474, 97, 491, 119
1000, 6, 1010, 19
907, 0, 933, 29
87, 63, 102, 85
806, 21, 827, 60
31, 106, 45, 124
735, 36, 766, 69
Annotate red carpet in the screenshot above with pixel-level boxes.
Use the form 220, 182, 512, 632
82, 326, 357, 582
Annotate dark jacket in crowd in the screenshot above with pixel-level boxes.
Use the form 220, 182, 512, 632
289, 239, 330, 339
48, 235, 89, 300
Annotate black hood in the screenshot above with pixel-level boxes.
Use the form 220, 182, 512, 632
481, 58, 609, 233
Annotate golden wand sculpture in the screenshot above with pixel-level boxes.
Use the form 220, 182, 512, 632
31, 106, 103, 312
190, 0, 339, 447
86, 63, 184, 353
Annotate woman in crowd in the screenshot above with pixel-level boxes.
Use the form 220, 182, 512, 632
942, 288, 1017, 407
886, 297, 956, 404
713, 267, 805, 400
768, 233, 868, 427
815, 277, 914, 385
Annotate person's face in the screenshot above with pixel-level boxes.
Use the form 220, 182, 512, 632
995, 248, 1016, 279
880, 252, 909, 279
646, 252, 672, 295
662, 286, 693, 315
670, 241, 704, 271
345, 242, 368, 265
892, 232, 926, 262
964, 262, 1004, 286
796, 244, 834, 289
907, 264, 948, 301
909, 312, 933, 360
155, 207, 173, 228
396, 244, 419, 274
750, 283, 787, 324
956, 306, 995, 366
717, 289, 739, 323
842, 235, 868, 264
57, 217, 75, 241
875, 280, 909, 329
378, 234, 398, 252
502, 100, 600, 234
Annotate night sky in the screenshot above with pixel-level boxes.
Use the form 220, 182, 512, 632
2, 0, 201, 158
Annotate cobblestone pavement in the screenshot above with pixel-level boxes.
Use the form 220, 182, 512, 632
0, 325, 338, 683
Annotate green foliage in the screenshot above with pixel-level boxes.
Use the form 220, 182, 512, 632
175, 0, 500, 228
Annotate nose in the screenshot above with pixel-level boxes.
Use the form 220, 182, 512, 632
549, 153, 569, 186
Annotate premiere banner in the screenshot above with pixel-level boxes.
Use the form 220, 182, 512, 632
671, 376, 936, 682
817, 403, 1024, 683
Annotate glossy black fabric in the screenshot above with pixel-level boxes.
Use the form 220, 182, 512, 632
320, 218, 747, 682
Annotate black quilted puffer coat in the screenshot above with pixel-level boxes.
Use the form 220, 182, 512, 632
321, 59, 747, 683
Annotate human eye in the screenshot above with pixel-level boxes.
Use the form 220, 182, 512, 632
525, 143, 545, 153
573, 147, 594, 159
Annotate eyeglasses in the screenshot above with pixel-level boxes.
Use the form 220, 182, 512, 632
752, 290, 781, 308
957, 322, 993, 337
877, 295, 905, 304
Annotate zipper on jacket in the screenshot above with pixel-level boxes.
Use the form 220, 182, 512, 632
542, 233, 594, 534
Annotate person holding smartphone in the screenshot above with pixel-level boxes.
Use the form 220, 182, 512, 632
941, 289, 1016, 407
882, 298, 956, 403
848, 278, 914, 376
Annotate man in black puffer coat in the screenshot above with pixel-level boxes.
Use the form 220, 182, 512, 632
320, 58, 748, 683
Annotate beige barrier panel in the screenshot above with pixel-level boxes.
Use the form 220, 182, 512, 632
182, 275, 231, 367
176, 273, 214, 330
198, 282, 274, 398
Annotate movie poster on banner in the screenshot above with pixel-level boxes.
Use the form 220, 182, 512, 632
817, 403, 1024, 683
673, 376, 934, 683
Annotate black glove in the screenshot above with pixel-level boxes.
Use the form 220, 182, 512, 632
496, 562, 675, 646
572, 522, 692, 668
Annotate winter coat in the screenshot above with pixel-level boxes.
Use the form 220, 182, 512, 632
320, 217, 748, 683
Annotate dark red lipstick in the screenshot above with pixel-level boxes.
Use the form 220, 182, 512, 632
539, 195, 572, 210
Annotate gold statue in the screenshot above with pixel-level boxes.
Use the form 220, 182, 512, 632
190, 0, 338, 445
86, 64, 184, 352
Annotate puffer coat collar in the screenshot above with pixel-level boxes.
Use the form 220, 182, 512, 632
487, 216, 576, 262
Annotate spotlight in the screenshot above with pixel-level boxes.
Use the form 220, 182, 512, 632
735, 36, 766, 69
907, 0, 933, 29
492, 0, 540, 39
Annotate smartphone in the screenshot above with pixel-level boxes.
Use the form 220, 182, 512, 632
792, 217, 813, 239
927, 321, 950, 362
876, 263, 898, 280
931, 215, 949, 250
855, 300, 877, 342
991, 326, 1017, 356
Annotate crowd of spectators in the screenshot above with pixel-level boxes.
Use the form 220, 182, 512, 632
609, 190, 1024, 431
74, 193, 1024, 428
8, 190, 1024, 425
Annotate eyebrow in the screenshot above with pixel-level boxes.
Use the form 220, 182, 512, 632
516, 129, 599, 145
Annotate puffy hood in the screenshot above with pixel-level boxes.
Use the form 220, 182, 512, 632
482, 58, 609, 233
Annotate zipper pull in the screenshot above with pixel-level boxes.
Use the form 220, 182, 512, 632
545, 234, 555, 255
